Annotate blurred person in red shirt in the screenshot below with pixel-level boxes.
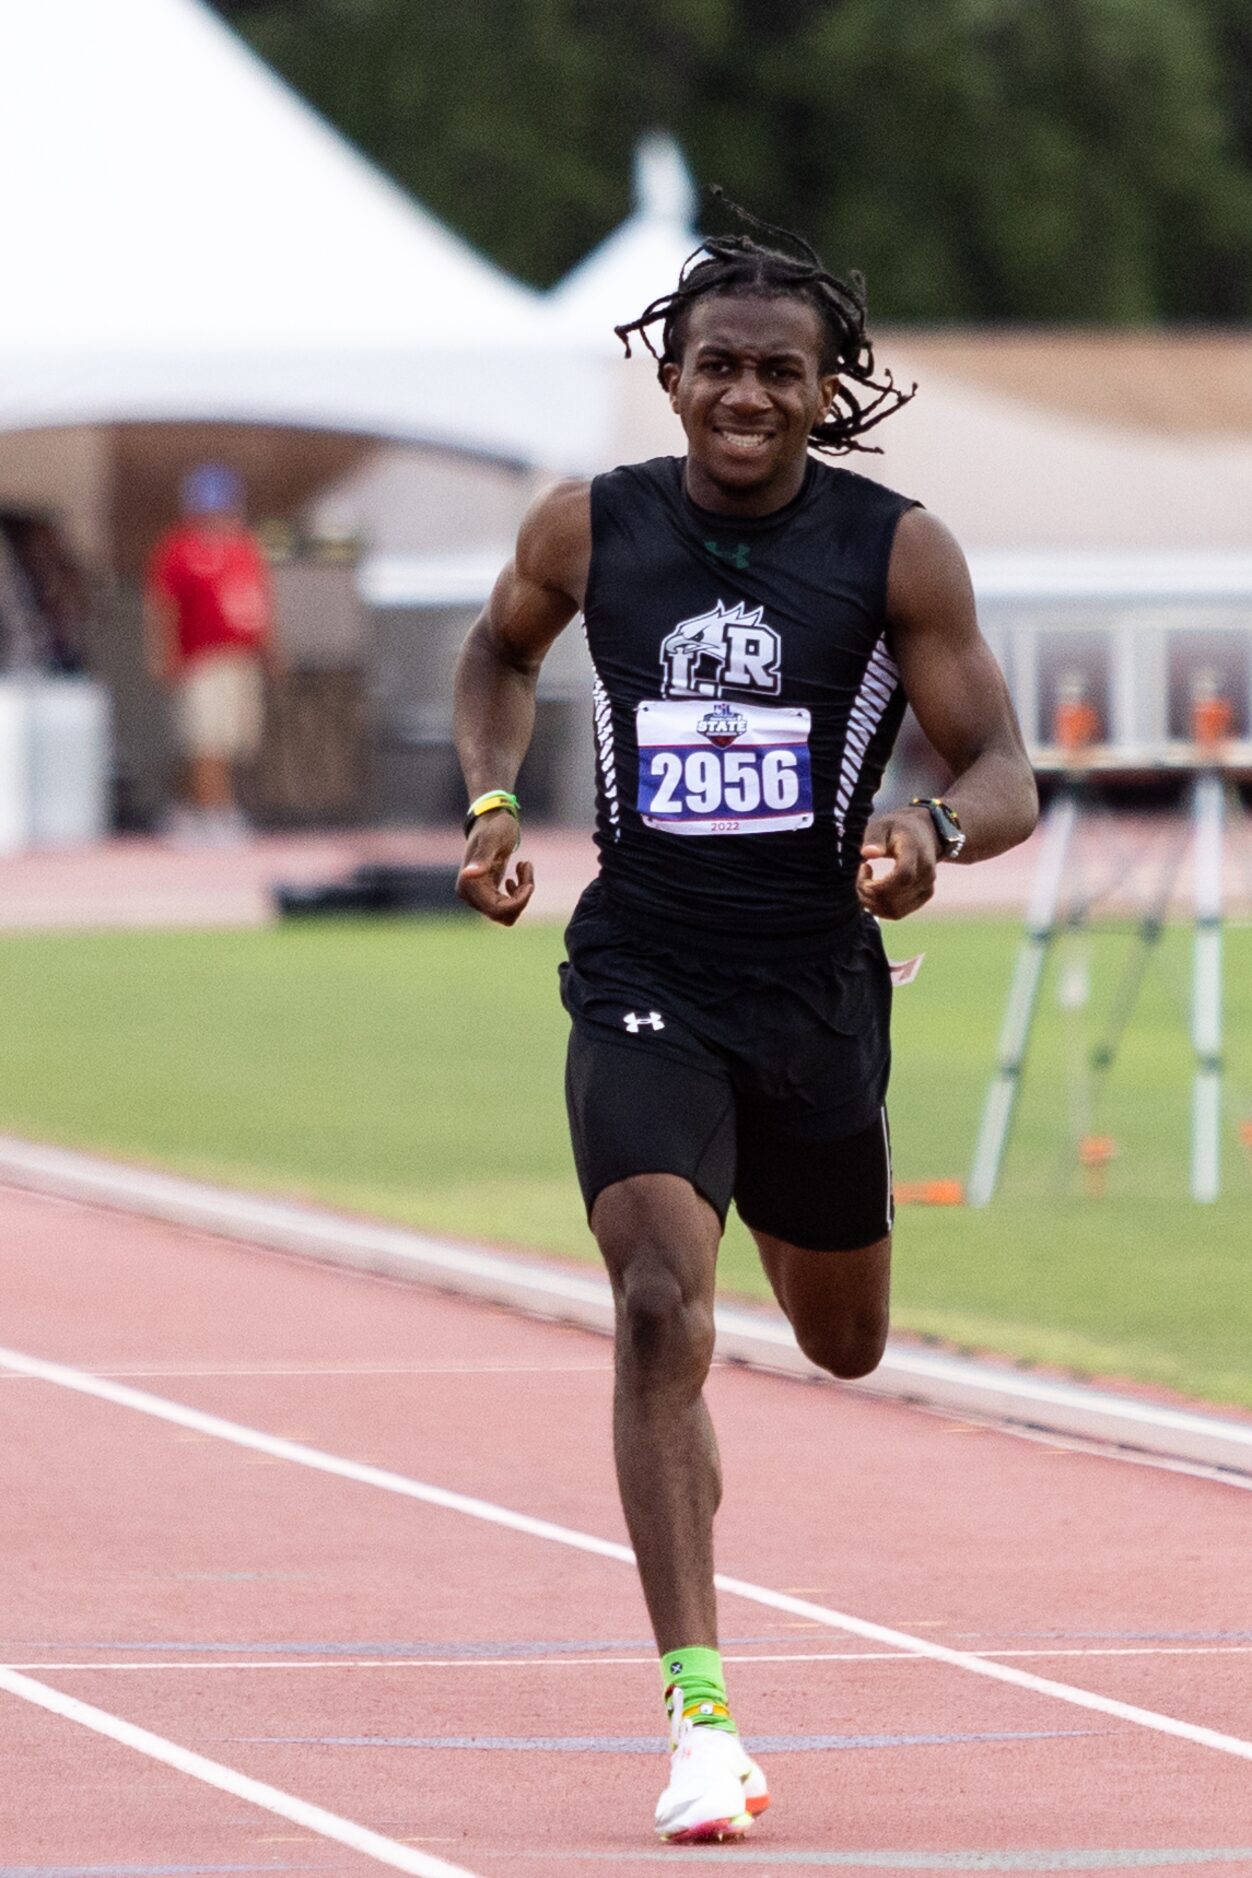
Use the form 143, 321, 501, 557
146, 463, 278, 842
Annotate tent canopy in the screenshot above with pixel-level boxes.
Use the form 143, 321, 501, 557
545, 135, 701, 464
550, 136, 701, 349
0, 0, 591, 466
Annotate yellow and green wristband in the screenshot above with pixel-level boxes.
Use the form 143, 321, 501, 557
464, 789, 521, 839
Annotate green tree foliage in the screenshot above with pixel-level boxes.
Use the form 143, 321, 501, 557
214, 0, 1252, 321
753, 0, 1252, 320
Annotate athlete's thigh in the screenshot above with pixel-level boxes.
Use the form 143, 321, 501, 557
561, 885, 738, 1229
565, 1020, 736, 1231
735, 1103, 893, 1375
751, 1226, 891, 1380
735, 1106, 894, 1254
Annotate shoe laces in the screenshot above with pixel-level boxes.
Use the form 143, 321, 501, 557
666, 1683, 685, 1752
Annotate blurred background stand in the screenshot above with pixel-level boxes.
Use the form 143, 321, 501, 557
0, 518, 110, 854
969, 675, 1249, 1206
241, 547, 370, 829
0, 676, 112, 855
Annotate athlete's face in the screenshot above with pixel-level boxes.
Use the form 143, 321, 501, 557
663, 294, 839, 515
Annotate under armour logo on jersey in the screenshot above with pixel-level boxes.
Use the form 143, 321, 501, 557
623, 1010, 665, 1033
703, 537, 750, 571
661, 599, 781, 700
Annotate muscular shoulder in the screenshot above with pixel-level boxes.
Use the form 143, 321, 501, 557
515, 477, 592, 608
886, 507, 976, 639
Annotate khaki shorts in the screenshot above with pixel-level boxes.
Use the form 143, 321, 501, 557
175, 653, 266, 761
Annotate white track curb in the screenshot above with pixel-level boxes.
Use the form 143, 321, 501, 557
3, 1132, 1251, 1480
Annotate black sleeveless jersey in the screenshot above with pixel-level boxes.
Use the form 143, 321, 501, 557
582, 454, 919, 945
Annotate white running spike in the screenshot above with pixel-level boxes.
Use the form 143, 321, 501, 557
655, 1710, 769, 1844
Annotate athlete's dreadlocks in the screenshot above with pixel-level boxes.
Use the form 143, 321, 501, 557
615, 193, 915, 456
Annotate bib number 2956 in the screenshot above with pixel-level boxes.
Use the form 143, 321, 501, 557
636, 699, 813, 836
648, 746, 801, 816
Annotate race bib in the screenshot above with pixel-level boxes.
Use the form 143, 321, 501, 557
636, 699, 813, 836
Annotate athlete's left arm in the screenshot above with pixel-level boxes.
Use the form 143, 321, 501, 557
859, 507, 1038, 920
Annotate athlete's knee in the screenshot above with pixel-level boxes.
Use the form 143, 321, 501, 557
613, 1262, 716, 1388
794, 1304, 889, 1381
593, 1177, 718, 1388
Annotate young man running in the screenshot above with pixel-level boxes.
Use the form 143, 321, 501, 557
454, 217, 1037, 1844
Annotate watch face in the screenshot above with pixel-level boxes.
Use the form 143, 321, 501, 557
911, 797, 962, 855
926, 800, 962, 854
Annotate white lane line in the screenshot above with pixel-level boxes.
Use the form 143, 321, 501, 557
5, 1340, 1252, 1769
0, 1341, 635, 1566
8, 1644, 1252, 1674
0, 1362, 613, 1380
5, 1136, 1252, 1480
0, 1665, 482, 1877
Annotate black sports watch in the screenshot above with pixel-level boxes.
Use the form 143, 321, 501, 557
910, 796, 965, 860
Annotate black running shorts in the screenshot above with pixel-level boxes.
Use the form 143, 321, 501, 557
559, 882, 894, 1252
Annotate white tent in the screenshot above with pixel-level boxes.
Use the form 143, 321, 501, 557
0, 0, 592, 467
550, 135, 702, 350
547, 136, 701, 467
308, 136, 708, 576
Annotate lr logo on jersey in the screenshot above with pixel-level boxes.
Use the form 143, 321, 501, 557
660, 599, 781, 700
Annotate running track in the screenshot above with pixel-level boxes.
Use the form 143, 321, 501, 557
2, 1183, 1251, 1874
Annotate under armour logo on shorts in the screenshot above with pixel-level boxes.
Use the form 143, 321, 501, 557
623, 1010, 665, 1033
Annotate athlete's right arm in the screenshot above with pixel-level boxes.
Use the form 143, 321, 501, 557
453, 479, 591, 924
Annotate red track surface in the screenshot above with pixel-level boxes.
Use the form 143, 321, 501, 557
3, 1182, 1252, 1875
3, 811, 1247, 933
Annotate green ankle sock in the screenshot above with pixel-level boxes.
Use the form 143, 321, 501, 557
660, 1644, 737, 1735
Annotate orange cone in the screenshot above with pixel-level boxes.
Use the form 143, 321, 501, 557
894, 1179, 965, 1207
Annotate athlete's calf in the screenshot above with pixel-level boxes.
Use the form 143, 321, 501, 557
593, 1172, 725, 1651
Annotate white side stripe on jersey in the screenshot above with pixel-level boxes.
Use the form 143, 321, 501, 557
882, 1106, 895, 1231
590, 667, 621, 840
834, 635, 900, 854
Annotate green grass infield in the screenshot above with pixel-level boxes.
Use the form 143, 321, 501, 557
1, 912, 1249, 1410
